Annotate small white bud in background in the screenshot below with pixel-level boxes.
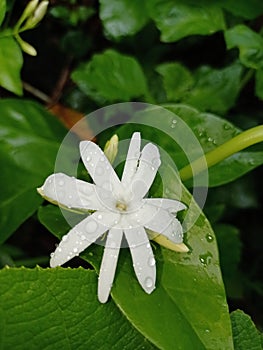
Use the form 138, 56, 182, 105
15, 35, 37, 56
24, 1, 49, 29
104, 135, 119, 164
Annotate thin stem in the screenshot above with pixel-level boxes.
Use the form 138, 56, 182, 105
239, 69, 254, 90
179, 125, 263, 181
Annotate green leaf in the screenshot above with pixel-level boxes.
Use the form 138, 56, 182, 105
220, 0, 263, 20
156, 62, 194, 101
0, 36, 23, 95
0, 267, 156, 350
231, 310, 262, 350
214, 224, 243, 299
0, 0, 6, 26
224, 25, 263, 70
99, 0, 149, 38
206, 151, 263, 187
148, 0, 225, 42
163, 104, 263, 186
255, 68, 263, 100
184, 63, 243, 114
0, 99, 74, 243
71, 49, 151, 103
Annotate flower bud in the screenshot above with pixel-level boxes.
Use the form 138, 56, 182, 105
104, 134, 118, 164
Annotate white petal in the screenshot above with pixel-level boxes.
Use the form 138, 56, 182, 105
80, 141, 123, 197
130, 203, 183, 244
164, 218, 184, 243
39, 173, 106, 211
143, 198, 186, 213
128, 143, 161, 201
50, 211, 120, 267
121, 132, 141, 186
98, 228, 123, 303
124, 227, 156, 294
127, 203, 173, 230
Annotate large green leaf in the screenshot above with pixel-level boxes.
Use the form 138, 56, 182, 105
0, 267, 156, 349
230, 310, 262, 350
225, 25, 263, 70
156, 62, 194, 102
157, 62, 243, 114
184, 64, 243, 114
0, 36, 23, 95
148, 0, 225, 42
71, 49, 151, 103
99, 0, 149, 38
0, 99, 75, 243
0, 0, 6, 26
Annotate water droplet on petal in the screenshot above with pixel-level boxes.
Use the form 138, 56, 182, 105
62, 235, 68, 242
73, 247, 78, 253
86, 156, 91, 162
85, 220, 98, 233
144, 277, 154, 289
50, 252, 54, 258
148, 257, 155, 267
80, 234, 86, 241
97, 214, 102, 220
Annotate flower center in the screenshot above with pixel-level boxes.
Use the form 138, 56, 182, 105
116, 201, 127, 212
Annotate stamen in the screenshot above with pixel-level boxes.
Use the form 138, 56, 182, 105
116, 201, 127, 211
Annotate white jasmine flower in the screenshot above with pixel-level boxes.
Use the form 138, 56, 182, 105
38, 132, 186, 303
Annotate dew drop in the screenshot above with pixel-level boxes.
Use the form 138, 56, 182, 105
58, 248, 62, 252
62, 235, 68, 242
144, 277, 154, 289
148, 257, 156, 267
205, 234, 214, 243
85, 220, 98, 233
73, 247, 78, 253
171, 119, 177, 128
50, 252, 54, 258
199, 252, 213, 266
86, 156, 91, 162
80, 234, 86, 241
207, 137, 213, 142
97, 214, 103, 220
249, 160, 255, 166
223, 124, 230, 130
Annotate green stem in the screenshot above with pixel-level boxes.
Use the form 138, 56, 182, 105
179, 125, 263, 181
239, 69, 254, 90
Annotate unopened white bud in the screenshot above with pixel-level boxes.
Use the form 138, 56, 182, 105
104, 135, 118, 164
